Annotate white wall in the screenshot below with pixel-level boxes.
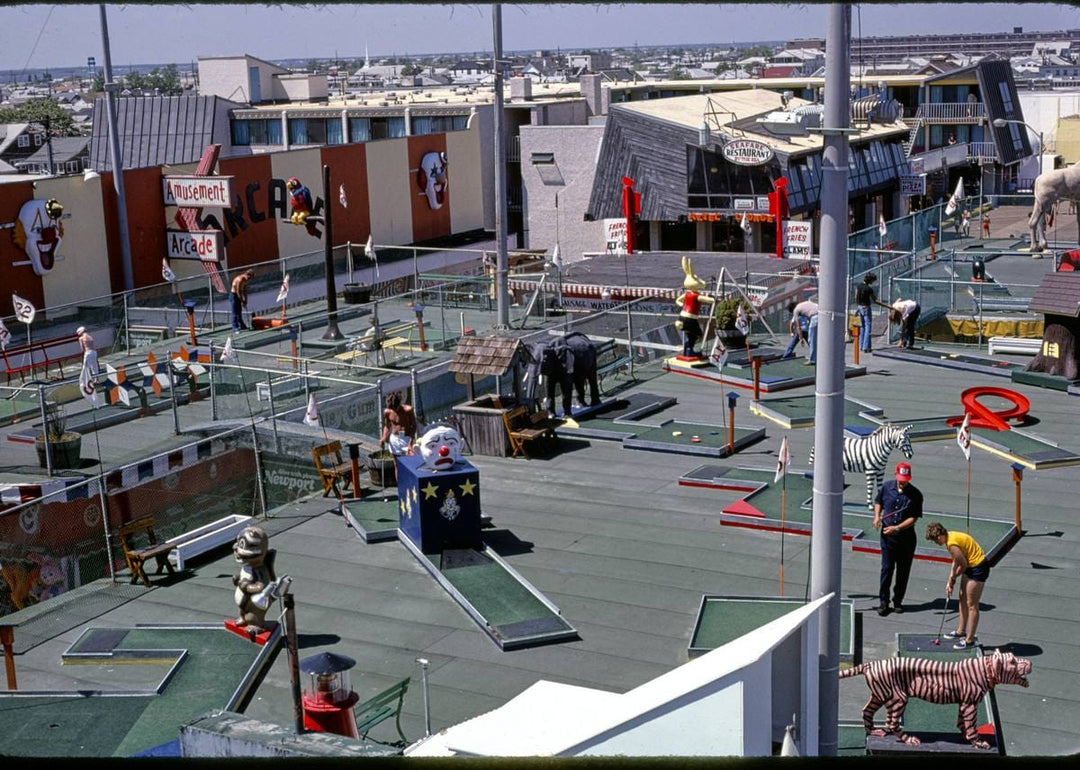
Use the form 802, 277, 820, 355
1018, 90, 1080, 152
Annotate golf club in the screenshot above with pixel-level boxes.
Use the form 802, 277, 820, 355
931, 591, 950, 645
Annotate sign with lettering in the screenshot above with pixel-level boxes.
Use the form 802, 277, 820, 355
899, 174, 926, 196
163, 175, 234, 207
166, 229, 224, 262
603, 218, 628, 252
721, 138, 774, 167
782, 220, 813, 258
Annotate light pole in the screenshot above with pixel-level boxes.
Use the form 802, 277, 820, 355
992, 117, 1043, 184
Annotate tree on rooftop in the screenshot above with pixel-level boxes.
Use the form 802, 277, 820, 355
0, 98, 76, 135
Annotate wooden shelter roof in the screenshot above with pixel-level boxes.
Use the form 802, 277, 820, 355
1028, 272, 1080, 317
448, 335, 530, 377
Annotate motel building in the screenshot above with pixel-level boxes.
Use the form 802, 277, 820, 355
582, 88, 910, 258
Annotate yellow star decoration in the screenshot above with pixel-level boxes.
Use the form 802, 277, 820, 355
399, 498, 407, 517
458, 478, 476, 497
410, 486, 418, 505
422, 482, 439, 500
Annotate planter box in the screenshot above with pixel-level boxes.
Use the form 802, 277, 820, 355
343, 284, 371, 305
166, 514, 256, 571
256, 376, 305, 402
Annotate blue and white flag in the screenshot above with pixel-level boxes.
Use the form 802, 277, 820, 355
162, 258, 176, 283
0, 318, 10, 350
774, 435, 791, 483
364, 234, 379, 278
709, 335, 728, 371
79, 359, 100, 408
12, 293, 35, 324
735, 304, 750, 336
339, 183, 348, 209
945, 177, 964, 217
957, 412, 971, 461
220, 335, 238, 363
303, 393, 320, 427
276, 273, 290, 303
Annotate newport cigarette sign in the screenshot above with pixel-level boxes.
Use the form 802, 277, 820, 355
163, 175, 235, 207
166, 229, 224, 262
721, 139, 774, 167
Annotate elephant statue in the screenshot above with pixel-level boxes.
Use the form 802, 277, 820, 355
525, 331, 601, 417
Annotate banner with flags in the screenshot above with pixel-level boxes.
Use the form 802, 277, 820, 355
957, 412, 971, 460
0, 318, 10, 350
303, 393, 320, 427
162, 258, 176, 283
878, 214, 887, 238
775, 435, 791, 483
276, 273, 290, 303
79, 359, 100, 408
339, 183, 348, 208
709, 335, 728, 371
12, 294, 36, 324
364, 234, 380, 278
945, 177, 964, 216
735, 304, 750, 336
220, 335, 238, 363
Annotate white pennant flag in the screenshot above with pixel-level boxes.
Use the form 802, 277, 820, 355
945, 177, 964, 216
709, 334, 728, 371
276, 273, 290, 303
220, 335, 238, 363
774, 435, 791, 483
364, 234, 380, 278
957, 412, 971, 461
162, 258, 176, 283
551, 243, 561, 266
740, 212, 751, 235
878, 214, 887, 238
735, 304, 750, 336
303, 393, 320, 427
0, 318, 10, 350
12, 294, 36, 324
79, 359, 100, 408
339, 183, 348, 208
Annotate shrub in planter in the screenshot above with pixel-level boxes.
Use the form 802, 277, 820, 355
34, 397, 82, 470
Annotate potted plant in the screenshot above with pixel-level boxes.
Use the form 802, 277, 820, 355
34, 396, 82, 471
366, 449, 397, 487
714, 296, 751, 348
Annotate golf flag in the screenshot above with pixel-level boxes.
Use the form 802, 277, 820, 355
364, 234, 380, 278
220, 335, 238, 363
339, 183, 348, 208
12, 294, 35, 324
878, 214, 887, 238
735, 304, 750, 336
162, 258, 176, 283
0, 318, 10, 350
79, 360, 100, 408
740, 212, 751, 234
709, 334, 728, 370
551, 243, 561, 266
276, 273, 290, 303
775, 435, 791, 483
957, 412, 971, 461
945, 176, 964, 216
303, 393, 320, 427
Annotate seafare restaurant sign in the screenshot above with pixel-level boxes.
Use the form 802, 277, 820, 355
721, 139, 774, 167
162, 175, 235, 207
166, 229, 224, 262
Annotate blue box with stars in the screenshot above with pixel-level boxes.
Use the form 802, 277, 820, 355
396, 454, 481, 553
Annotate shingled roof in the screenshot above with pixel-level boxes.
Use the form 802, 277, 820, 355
448, 335, 531, 377
1028, 271, 1080, 317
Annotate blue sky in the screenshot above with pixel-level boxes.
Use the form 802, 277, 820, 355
0, 3, 1077, 71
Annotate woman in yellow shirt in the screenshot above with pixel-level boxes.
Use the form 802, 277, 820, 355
926, 522, 989, 650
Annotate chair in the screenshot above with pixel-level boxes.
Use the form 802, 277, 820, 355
312, 441, 354, 498
118, 516, 177, 587
502, 405, 556, 459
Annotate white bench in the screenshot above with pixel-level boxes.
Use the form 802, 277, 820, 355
256, 375, 305, 402
988, 337, 1042, 356
166, 514, 255, 571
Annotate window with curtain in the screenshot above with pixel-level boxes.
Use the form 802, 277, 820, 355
288, 118, 309, 145
231, 120, 251, 146
266, 119, 283, 145
349, 117, 371, 142
412, 116, 433, 135
387, 117, 406, 138
326, 119, 344, 145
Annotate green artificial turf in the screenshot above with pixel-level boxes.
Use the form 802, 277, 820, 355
691, 598, 852, 656
437, 553, 555, 629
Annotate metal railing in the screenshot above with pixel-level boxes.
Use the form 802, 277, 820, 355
916, 102, 985, 123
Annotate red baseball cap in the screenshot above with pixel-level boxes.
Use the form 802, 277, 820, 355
895, 462, 912, 481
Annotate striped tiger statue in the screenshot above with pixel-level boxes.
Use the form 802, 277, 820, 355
839, 650, 1032, 749
808, 424, 913, 510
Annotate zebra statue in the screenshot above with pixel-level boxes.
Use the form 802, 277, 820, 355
808, 424, 914, 509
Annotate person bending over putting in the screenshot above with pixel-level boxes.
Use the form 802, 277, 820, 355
926, 521, 989, 650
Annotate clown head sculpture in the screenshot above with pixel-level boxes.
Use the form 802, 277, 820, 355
12, 197, 64, 276
418, 423, 463, 472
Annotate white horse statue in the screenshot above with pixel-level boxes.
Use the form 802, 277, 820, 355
1029, 163, 1080, 252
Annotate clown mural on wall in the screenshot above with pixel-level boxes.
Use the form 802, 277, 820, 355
10, 197, 65, 275
417, 151, 448, 210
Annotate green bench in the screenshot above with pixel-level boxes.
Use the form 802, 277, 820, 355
595, 338, 633, 393
354, 677, 410, 746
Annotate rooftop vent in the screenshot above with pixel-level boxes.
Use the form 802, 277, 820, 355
756, 110, 810, 137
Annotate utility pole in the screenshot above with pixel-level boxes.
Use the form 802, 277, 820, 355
492, 3, 510, 330
810, 3, 851, 757
321, 163, 343, 340
99, 4, 135, 292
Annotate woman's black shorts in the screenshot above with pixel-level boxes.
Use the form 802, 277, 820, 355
965, 562, 990, 582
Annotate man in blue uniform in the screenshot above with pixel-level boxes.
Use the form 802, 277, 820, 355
873, 461, 923, 616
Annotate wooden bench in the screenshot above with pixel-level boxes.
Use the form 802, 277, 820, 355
354, 677, 410, 746
988, 336, 1042, 355
2, 334, 82, 384
118, 516, 177, 587
334, 321, 417, 365
594, 338, 633, 393
165, 514, 255, 571
503, 404, 558, 459
313, 441, 354, 498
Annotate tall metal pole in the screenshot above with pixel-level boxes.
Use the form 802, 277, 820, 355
321, 163, 344, 340
99, 4, 134, 292
810, 3, 851, 757
492, 4, 510, 329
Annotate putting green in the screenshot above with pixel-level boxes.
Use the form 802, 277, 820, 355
689, 597, 854, 662
750, 395, 882, 431
342, 498, 401, 542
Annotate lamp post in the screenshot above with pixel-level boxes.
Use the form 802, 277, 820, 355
992, 117, 1043, 182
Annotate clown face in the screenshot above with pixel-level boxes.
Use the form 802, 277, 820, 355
418, 424, 462, 471
12, 199, 64, 275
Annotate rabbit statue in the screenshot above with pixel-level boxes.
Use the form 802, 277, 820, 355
674, 256, 716, 358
